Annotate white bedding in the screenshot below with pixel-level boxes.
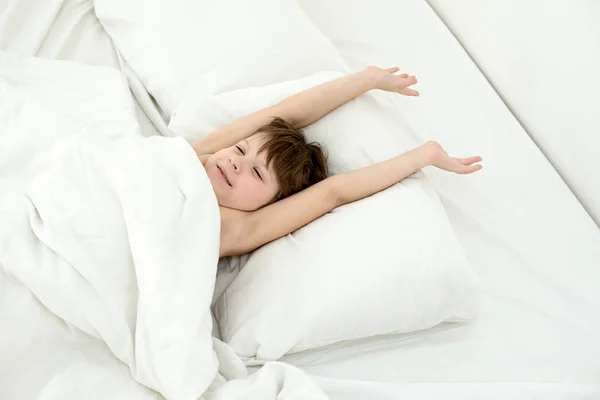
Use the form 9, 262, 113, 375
0, 54, 326, 400
2, 0, 599, 399
0, 0, 163, 138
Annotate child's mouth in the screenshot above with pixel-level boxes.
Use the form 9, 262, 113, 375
218, 166, 232, 187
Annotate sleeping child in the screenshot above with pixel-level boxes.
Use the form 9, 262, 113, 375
191, 66, 482, 257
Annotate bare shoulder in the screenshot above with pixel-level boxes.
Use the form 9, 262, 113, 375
218, 206, 252, 258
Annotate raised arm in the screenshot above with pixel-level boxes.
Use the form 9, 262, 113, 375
227, 142, 482, 256
191, 66, 419, 155
281, 66, 418, 128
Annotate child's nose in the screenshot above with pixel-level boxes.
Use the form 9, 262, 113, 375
230, 156, 241, 173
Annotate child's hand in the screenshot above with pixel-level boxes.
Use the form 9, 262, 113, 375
425, 141, 483, 175
362, 66, 419, 96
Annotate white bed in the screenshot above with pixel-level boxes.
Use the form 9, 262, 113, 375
1, 1, 599, 399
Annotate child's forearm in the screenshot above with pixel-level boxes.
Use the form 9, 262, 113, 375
282, 71, 376, 128
331, 143, 433, 206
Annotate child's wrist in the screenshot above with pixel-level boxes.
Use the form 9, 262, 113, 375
420, 142, 439, 167
358, 67, 381, 90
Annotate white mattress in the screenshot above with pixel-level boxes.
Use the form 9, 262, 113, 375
0, 0, 162, 138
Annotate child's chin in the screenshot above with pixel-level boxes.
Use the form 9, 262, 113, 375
207, 174, 223, 194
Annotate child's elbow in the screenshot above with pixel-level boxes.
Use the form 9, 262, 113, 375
327, 178, 345, 209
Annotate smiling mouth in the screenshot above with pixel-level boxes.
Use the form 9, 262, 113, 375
218, 166, 232, 187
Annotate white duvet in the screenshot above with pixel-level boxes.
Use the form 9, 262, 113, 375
0, 54, 325, 400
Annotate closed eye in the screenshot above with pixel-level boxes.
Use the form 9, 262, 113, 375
254, 167, 263, 181
235, 145, 245, 155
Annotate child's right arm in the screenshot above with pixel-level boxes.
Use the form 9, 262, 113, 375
227, 142, 482, 256
191, 66, 418, 157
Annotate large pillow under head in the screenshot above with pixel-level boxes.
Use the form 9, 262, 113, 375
169, 72, 481, 361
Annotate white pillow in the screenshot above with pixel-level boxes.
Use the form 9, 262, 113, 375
170, 72, 480, 361
95, 0, 348, 118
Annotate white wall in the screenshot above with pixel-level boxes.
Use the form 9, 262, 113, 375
426, 0, 600, 225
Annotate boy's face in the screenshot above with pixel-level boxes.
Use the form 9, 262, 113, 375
205, 133, 280, 211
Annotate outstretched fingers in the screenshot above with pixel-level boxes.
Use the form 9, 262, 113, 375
458, 163, 483, 174
398, 88, 420, 96
458, 156, 482, 165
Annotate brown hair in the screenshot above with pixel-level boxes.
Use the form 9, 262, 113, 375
257, 117, 328, 203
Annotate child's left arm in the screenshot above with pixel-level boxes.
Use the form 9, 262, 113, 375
192, 66, 418, 156
225, 142, 481, 256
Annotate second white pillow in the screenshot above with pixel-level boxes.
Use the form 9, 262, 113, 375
95, 0, 348, 117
